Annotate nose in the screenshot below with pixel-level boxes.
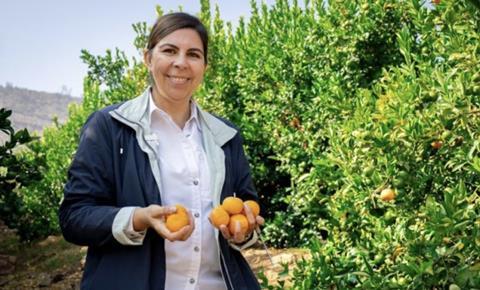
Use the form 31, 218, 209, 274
172, 53, 187, 69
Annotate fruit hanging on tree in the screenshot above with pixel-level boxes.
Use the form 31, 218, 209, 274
380, 188, 396, 202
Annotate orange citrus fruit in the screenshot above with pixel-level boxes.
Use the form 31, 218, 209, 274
174, 204, 187, 215
222, 196, 244, 215
228, 214, 249, 235
431, 140, 443, 149
244, 200, 260, 217
210, 206, 230, 228
380, 188, 396, 202
166, 204, 189, 232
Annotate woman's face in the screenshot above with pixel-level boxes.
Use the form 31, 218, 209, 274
144, 28, 206, 105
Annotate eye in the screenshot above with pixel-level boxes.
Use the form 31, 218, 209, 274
162, 48, 176, 55
188, 52, 201, 58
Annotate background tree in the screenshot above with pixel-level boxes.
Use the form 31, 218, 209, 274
0, 108, 44, 237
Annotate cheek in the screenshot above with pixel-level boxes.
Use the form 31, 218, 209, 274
149, 56, 167, 71
195, 66, 206, 79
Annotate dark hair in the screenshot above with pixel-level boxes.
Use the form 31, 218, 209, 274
146, 12, 208, 64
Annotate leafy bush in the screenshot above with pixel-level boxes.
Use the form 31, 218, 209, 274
205, 0, 478, 288
15, 47, 149, 240
198, 0, 480, 288
0, 108, 44, 239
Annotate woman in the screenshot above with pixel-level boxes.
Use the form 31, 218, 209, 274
59, 12, 263, 290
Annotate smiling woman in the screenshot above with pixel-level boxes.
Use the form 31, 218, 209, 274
59, 12, 263, 290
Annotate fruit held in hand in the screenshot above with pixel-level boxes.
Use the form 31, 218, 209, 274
244, 200, 260, 217
380, 188, 396, 202
166, 204, 189, 232
228, 214, 249, 235
209, 196, 261, 236
222, 196, 244, 215
210, 206, 230, 228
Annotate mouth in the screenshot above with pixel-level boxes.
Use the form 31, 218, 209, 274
167, 75, 190, 84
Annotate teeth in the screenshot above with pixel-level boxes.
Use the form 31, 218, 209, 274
169, 76, 188, 84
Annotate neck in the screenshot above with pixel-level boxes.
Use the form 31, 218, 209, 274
151, 88, 191, 129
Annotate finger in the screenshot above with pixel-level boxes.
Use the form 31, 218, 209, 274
152, 219, 175, 242
243, 204, 256, 232
256, 215, 265, 226
179, 210, 195, 240
187, 209, 195, 233
150, 205, 176, 218
219, 224, 231, 240
172, 225, 191, 241
148, 214, 166, 231
233, 221, 245, 243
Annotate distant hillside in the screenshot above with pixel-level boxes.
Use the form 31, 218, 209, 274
0, 84, 81, 143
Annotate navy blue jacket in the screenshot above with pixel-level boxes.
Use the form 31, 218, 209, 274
59, 89, 261, 290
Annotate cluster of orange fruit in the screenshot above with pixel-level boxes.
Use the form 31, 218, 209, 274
210, 197, 260, 235
165, 198, 261, 234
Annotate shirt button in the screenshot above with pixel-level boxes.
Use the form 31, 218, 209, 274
194, 212, 200, 218
194, 246, 200, 252
193, 180, 199, 185
189, 278, 195, 284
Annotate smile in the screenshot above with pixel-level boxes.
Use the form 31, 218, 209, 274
167, 75, 190, 84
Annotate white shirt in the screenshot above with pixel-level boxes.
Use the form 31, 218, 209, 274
112, 93, 226, 290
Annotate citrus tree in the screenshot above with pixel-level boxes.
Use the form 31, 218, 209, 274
197, 0, 480, 288
0, 108, 44, 237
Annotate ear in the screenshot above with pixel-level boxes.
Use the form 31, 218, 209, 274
143, 49, 151, 69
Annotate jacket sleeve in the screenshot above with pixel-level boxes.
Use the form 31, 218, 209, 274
59, 110, 121, 247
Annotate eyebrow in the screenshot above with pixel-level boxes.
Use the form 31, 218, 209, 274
158, 43, 204, 55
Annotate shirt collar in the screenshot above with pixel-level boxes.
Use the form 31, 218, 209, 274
148, 89, 201, 131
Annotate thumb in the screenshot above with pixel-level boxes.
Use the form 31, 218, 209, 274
150, 205, 176, 218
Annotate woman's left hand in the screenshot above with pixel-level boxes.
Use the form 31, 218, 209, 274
219, 203, 265, 244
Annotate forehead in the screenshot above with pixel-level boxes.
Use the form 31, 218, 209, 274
157, 28, 203, 51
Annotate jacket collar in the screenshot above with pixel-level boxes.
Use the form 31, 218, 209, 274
110, 87, 237, 147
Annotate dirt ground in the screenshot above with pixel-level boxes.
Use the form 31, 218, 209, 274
0, 222, 309, 289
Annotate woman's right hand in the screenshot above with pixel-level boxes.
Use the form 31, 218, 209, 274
133, 205, 195, 242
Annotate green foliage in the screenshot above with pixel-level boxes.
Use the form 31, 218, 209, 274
198, 0, 425, 246
14, 28, 150, 241
0, 108, 44, 239
195, 0, 480, 288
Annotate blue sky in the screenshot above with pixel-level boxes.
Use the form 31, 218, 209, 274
0, 1, 275, 97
